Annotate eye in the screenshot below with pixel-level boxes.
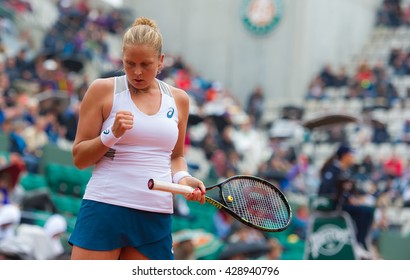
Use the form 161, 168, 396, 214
125, 61, 135, 67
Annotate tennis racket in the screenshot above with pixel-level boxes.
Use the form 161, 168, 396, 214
148, 175, 292, 232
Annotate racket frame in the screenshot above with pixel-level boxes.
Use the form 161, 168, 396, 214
148, 175, 292, 232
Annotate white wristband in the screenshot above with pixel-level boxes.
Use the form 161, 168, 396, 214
100, 126, 120, 148
172, 170, 192, 184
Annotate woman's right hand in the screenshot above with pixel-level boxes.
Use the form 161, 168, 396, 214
112, 111, 134, 138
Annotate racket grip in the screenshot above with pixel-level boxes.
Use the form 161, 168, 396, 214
148, 179, 194, 195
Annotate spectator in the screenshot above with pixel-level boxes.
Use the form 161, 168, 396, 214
21, 115, 49, 158
333, 65, 349, 88
0, 162, 24, 206
355, 61, 374, 92
43, 214, 68, 259
399, 114, 410, 144
317, 145, 375, 254
246, 85, 265, 127
305, 75, 326, 100
0, 204, 21, 241
319, 64, 336, 87
383, 153, 403, 179
372, 121, 390, 144
172, 235, 195, 260
264, 238, 283, 260
2, 119, 38, 174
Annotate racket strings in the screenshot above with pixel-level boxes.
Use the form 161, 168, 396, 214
222, 178, 290, 230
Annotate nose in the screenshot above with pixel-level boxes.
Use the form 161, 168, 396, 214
134, 67, 142, 76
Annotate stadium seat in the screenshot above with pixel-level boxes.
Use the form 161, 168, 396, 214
19, 173, 49, 192
39, 144, 74, 174
51, 193, 82, 217
0, 132, 9, 152
45, 163, 91, 197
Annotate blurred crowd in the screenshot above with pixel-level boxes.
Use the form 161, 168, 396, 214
1, 0, 410, 260
376, 0, 410, 27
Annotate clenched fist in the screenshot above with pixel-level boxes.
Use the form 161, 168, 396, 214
111, 111, 134, 138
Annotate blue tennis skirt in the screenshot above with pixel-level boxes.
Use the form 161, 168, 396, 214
68, 199, 174, 260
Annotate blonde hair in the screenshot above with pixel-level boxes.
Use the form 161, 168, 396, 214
122, 16, 162, 56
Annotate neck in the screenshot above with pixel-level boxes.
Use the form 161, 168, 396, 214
128, 83, 138, 93
128, 83, 150, 95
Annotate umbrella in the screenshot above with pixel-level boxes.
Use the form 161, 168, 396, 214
281, 105, 304, 120
302, 113, 358, 130
269, 118, 304, 139
62, 58, 84, 73
35, 90, 70, 111
100, 70, 125, 78
370, 118, 386, 128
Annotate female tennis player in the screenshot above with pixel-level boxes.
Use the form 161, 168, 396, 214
68, 16, 205, 260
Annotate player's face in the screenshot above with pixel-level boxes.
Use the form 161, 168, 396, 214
123, 44, 163, 89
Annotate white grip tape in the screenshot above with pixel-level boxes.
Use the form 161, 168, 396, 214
148, 179, 194, 195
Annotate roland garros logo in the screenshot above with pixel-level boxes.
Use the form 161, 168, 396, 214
309, 224, 352, 258
242, 0, 283, 36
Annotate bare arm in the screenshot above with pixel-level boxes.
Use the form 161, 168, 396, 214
170, 87, 190, 175
72, 78, 133, 169
170, 87, 205, 204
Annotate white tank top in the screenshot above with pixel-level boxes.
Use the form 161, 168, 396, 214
83, 75, 179, 214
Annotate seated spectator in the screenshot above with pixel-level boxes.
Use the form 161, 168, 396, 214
0, 161, 24, 206
319, 64, 336, 87
246, 85, 265, 127
333, 65, 349, 88
376, 0, 403, 27
0, 204, 21, 241
263, 238, 283, 260
372, 121, 390, 144
383, 153, 403, 179
399, 114, 410, 144
317, 145, 375, 254
355, 61, 374, 91
21, 115, 49, 158
305, 75, 326, 100
43, 214, 68, 259
0, 223, 57, 259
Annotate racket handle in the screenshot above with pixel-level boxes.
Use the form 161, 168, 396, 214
148, 179, 194, 195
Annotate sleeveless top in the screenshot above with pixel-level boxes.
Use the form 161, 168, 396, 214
83, 75, 179, 214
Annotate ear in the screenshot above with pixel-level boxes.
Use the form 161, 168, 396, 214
158, 53, 165, 70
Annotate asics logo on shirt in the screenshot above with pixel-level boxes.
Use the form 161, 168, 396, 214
167, 107, 175, 118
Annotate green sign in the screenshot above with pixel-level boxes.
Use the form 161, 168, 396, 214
304, 212, 358, 260
241, 0, 283, 36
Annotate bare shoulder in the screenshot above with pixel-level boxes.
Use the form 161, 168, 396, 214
82, 77, 115, 107
168, 84, 189, 105
85, 77, 115, 99
80, 77, 115, 119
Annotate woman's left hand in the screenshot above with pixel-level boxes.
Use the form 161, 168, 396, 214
179, 176, 206, 204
